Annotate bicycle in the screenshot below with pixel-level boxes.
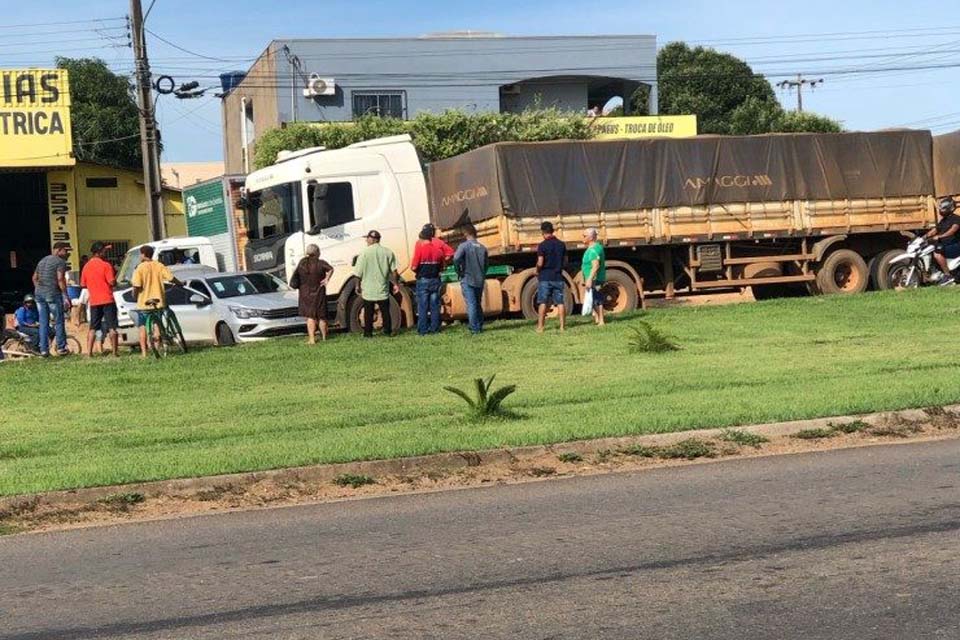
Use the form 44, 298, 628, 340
0, 326, 82, 359
140, 299, 187, 359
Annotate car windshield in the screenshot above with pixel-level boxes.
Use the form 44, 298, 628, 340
117, 249, 139, 285
206, 273, 288, 299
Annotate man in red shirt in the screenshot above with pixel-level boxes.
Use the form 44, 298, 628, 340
80, 242, 119, 357
410, 229, 447, 335
422, 223, 455, 263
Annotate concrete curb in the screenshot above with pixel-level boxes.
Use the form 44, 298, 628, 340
3, 404, 958, 513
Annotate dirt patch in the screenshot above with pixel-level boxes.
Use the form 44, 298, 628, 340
3, 407, 960, 536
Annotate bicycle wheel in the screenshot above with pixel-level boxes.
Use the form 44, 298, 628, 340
162, 308, 187, 354
64, 335, 83, 355
146, 313, 166, 359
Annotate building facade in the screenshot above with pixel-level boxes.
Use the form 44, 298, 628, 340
0, 162, 184, 309
222, 34, 658, 174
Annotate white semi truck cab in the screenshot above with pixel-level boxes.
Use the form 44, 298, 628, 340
243, 135, 430, 289
243, 135, 442, 330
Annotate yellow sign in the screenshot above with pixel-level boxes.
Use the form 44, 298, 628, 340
588, 115, 697, 140
0, 69, 74, 167
47, 170, 79, 270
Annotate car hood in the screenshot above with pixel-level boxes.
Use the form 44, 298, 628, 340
217, 291, 299, 310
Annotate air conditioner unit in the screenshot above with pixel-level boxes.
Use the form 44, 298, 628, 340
303, 74, 336, 97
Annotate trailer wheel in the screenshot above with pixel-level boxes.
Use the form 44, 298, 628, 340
815, 249, 869, 295
520, 276, 573, 321
215, 322, 236, 346
598, 269, 639, 314
869, 249, 904, 291
348, 294, 402, 334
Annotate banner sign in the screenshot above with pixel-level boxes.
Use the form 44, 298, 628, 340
587, 115, 697, 140
0, 69, 74, 167
184, 180, 229, 236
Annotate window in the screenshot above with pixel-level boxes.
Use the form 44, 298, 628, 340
308, 182, 355, 231
157, 247, 201, 267
164, 286, 194, 306
245, 182, 303, 240
97, 241, 128, 265
188, 280, 212, 298
85, 177, 118, 189
351, 91, 405, 119
206, 273, 287, 299
244, 100, 256, 143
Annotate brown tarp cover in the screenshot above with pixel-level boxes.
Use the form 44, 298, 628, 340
934, 129, 960, 197
428, 130, 934, 229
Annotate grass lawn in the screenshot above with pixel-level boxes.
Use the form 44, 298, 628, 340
3, 287, 960, 497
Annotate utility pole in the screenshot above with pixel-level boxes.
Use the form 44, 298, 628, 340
776, 74, 824, 113
130, 0, 165, 240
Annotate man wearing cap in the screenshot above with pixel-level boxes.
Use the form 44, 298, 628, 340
14, 295, 41, 352
32, 242, 72, 356
353, 230, 400, 337
81, 242, 119, 357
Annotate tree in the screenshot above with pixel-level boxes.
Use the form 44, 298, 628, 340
56, 57, 143, 169
656, 42, 841, 135
253, 109, 594, 169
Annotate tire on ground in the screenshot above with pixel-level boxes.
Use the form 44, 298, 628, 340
348, 294, 402, 333
815, 249, 870, 295
520, 276, 574, 320
869, 249, 905, 291
216, 322, 236, 346
598, 269, 639, 313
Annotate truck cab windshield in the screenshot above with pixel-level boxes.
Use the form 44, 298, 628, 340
246, 182, 303, 240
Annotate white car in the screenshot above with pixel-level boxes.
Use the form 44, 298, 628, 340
115, 267, 307, 346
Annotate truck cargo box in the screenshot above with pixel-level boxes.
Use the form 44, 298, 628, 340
934, 129, 960, 197
427, 131, 935, 254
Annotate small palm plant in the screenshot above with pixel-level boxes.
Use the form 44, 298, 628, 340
628, 321, 680, 353
444, 375, 517, 419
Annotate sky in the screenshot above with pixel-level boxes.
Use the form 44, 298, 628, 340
5, 0, 959, 162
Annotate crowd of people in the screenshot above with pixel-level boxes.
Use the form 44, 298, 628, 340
289, 220, 607, 342
2, 220, 608, 360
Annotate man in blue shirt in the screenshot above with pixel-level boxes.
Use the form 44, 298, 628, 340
453, 224, 489, 335
535, 221, 567, 333
14, 294, 41, 352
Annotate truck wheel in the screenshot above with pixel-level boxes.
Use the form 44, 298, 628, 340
598, 269, 639, 313
348, 294, 402, 334
520, 277, 573, 320
815, 249, 869, 295
215, 322, 236, 346
869, 249, 904, 291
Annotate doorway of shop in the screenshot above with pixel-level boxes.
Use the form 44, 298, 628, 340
0, 171, 49, 312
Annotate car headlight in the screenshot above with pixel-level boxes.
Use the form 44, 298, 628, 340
229, 306, 263, 319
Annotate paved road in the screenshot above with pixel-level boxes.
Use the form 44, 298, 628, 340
2, 441, 960, 639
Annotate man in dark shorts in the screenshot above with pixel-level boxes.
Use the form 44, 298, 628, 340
535, 221, 567, 333
926, 197, 960, 285
80, 241, 119, 356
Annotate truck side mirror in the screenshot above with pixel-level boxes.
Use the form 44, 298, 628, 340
310, 182, 330, 231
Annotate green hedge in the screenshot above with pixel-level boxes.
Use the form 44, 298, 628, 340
253, 109, 595, 169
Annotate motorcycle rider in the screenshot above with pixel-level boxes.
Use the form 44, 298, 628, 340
925, 197, 960, 285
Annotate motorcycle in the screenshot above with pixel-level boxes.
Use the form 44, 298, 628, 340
887, 236, 960, 288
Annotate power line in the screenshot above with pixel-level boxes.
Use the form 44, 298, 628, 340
146, 28, 248, 63
0, 16, 126, 29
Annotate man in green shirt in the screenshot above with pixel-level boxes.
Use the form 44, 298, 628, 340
353, 230, 399, 337
582, 228, 606, 327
